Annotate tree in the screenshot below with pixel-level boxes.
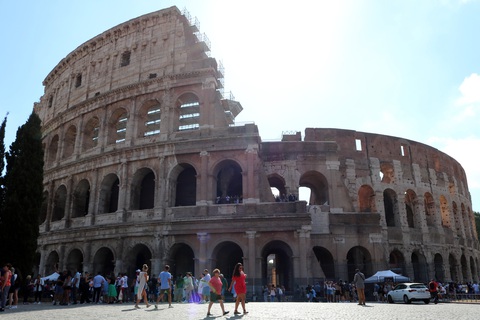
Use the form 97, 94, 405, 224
0, 115, 6, 220
0, 111, 44, 275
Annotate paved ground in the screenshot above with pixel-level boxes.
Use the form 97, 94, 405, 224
0, 301, 478, 320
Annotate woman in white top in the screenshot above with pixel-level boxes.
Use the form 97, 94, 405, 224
33, 274, 44, 304
135, 264, 151, 309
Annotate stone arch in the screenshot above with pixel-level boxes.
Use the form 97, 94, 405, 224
440, 195, 451, 228
383, 188, 398, 227
433, 253, 445, 282
82, 116, 100, 151
138, 99, 161, 137
312, 246, 335, 280
98, 173, 120, 214
63, 125, 77, 159
130, 168, 155, 210
268, 173, 287, 201
449, 253, 458, 281
299, 171, 329, 205
66, 248, 84, 273
346, 246, 373, 281
40, 190, 48, 224
170, 163, 197, 207
177, 92, 200, 131
388, 249, 407, 276
93, 247, 115, 276
452, 201, 462, 235
424, 192, 435, 227
358, 185, 376, 212
261, 240, 294, 290
411, 251, 428, 283
45, 251, 60, 276
108, 107, 128, 144
213, 159, 243, 203
125, 244, 152, 279
52, 185, 67, 222
167, 243, 195, 278
72, 179, 90, 218
47, 134, 59, 166
211, 241, 244, 282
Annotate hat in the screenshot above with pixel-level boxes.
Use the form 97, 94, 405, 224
136, 269, 141, 272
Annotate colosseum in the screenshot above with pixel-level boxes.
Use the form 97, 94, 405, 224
34, 6, 479, 297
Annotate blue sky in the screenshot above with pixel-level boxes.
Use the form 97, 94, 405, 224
1, 0, 480, 210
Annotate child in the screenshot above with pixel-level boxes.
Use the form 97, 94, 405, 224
206, 269, 229, 316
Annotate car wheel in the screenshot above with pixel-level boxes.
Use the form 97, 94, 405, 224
388, 295, 394, 304
424, 299, 430, 304
403, 295, 411, 304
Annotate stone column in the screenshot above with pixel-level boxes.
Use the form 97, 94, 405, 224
39, 246, 47, 276
64, 176, 74, 228
197, 233, 209, 275
297, 227, 310, 287
83, 242, 93, 274
245, 231, 257, 297
198, 151, 209, 205
244, 145, 258, 203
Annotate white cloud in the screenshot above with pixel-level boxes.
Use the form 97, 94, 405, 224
456, 73, 480, 106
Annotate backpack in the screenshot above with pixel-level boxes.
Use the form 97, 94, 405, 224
429, 282, 435, 290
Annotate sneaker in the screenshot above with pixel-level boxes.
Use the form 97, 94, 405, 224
207, 313, 212, 316
38, 302, 41, 305
223, 311, 230, 315
11, 306, 17, 309
234, 311, 241, 315
154, 305, 158, 309
169, 305, 173, 308
134, 305, 140, 309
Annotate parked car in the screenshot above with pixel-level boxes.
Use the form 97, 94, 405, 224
387, 283, 431, 304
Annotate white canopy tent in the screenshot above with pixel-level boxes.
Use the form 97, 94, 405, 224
364, 270, 410, 283
41, 272, 60, 282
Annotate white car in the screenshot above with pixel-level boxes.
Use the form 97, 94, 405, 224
387, 283, 431, 304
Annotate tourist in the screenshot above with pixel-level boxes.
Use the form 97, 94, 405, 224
229, 262, 248, 315
0, 263, 13, 311
206, 268, 229, 316
353, 269, 366, 306
135, 264, 151, 309
183, 272, 194, 303
92, 271, 105, 304
174, 274, 184, 303
429, 279, 439, 304
219, 273, 228, 301
202, 269, 211, 303
155, 264, 172, 308
33, 274, 44, 304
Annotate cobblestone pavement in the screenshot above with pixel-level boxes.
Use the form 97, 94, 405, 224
0, 301, 478, 320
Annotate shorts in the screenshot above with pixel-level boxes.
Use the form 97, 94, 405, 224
209, 293, 223, 303
202, 286, 210, 295
159, 288, 170, 294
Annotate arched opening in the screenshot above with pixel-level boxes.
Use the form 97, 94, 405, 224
211, 241, 244, 284
66, 249, 83, 273
47, 135, 59, 166
389, 249, 407, 276
215, 160, 243, 203
168, 243, 195, 279
139, 100, 161, 137
346, 246, 373, 281
174, 164, 197, 206
93, 247, 115, 276
39, 191, 48, 224
299, 171, 329, 205
63, 125, 77, 159
383, 189, 398, 227
45, 251, 60, 276
72, 179, 90, 218
83, 117, 100, 151
424, 192, 435, 227
268, 174, 287, 202
461, 254, 468, 281
177, 93, 200, 131
98, 174, 119, 214
404, 189, 416, 228
358, 185, 376, 212
131, 168, 155, 210
411, 251, 427, 283
312, 246, 335, 280
125, 244, 152, 280
52, 185, 67, 222
108, 108, 128, 144
380, 162, 395, 183
261, 241, 294, 291
434, 253, 445, 282
449, 254, 458, 282
470, 256, 476, 282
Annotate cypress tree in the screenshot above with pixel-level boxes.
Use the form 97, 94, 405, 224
0, 115, 6, 219
0, 111, 44, 275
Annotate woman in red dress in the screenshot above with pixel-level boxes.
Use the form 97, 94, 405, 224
229, 263, 248, 315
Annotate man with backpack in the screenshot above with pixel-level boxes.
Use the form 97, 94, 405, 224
429, 279, 439, 304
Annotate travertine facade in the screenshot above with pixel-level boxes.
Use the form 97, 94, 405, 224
34, 6, 479, 297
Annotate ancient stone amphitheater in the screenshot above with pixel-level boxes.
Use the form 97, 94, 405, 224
34, 6, 479, 296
